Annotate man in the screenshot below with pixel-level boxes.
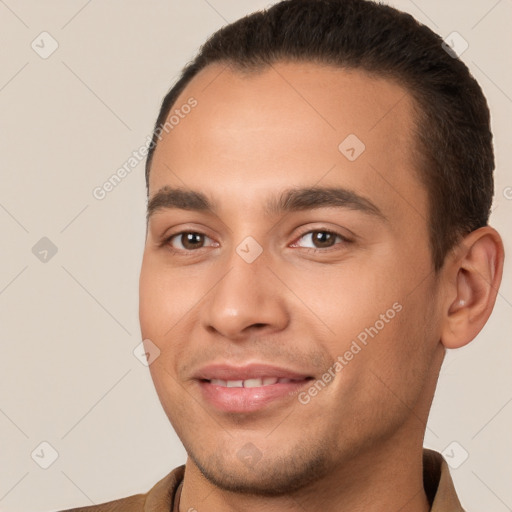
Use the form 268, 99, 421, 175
62, 0, 504, 510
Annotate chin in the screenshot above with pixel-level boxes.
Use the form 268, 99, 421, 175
188, 441, 333, 496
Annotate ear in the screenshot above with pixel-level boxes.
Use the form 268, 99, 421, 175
440, 226, 504, 349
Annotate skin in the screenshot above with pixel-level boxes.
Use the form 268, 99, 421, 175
139, 61, 504, 511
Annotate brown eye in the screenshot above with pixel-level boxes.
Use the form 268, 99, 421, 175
296, 230, 342, 249
168, 232, 212, 251
311, 231, 337, 248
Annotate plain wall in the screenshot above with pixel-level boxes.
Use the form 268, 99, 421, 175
0, 1, 510, 511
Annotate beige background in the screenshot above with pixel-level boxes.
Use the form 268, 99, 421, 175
0, 1, 510, 511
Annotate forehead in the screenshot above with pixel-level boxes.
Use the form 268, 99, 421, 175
149, 61, 427, 225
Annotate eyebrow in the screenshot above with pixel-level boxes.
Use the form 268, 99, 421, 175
147, 185, 387, 222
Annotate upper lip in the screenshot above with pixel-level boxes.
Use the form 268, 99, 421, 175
194, 363, 313, 381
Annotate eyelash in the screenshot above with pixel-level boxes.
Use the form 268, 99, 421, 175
162, 228, 351, 255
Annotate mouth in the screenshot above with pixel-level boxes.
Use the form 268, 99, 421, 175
205, 377, 310, 388
194, 364, 315, 413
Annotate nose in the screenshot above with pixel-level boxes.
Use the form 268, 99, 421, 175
201, 251, 289, 340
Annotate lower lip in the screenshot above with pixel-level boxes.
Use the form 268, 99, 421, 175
198, 379, 311, 413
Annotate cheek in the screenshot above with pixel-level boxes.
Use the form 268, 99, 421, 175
279, 255, 403, 342
294, 254, 436, 396
359, 281, 440, 411
147, 360, 195, 440
139, 254, 202, 339
139, 254, 212, 394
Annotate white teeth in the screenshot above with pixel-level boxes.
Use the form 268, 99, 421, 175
209, 377, 300, 387
226, 380, 244, 388
243, 378, 263, 388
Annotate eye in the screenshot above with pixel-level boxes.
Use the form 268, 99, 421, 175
166, 232, 218, 251
292, 229, 348, 250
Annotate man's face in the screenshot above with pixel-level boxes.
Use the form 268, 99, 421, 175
139, 62, 445, 494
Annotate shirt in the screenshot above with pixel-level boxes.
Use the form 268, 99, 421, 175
59, 449, 465, 511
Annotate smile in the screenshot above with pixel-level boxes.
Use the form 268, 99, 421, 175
207, 377, 307, 388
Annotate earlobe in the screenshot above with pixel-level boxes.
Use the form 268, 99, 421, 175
441, 226, 504, 349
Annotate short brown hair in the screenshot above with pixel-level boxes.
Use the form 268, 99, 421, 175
145, 0, 494, 271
